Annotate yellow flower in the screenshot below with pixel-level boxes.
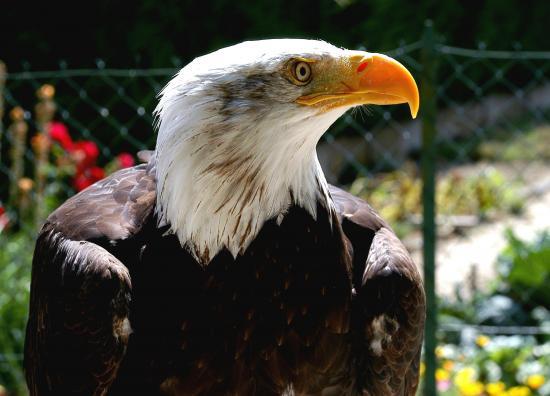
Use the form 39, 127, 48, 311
443, 360, 454, 371
435, 346, 444, 358
475, 334, 490, 348
454, 367, 484, 396
455, 367, 476, 388
507, 386, 531, 396
459, 381, 484, 396
526, 374, 545, 390
420, 362, 425, 377
436, 368, 450, 382
486, 382, 506, 395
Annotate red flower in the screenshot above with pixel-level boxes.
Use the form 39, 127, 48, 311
117, 152, 135, 169
48, 122, 73, 150
73, 174, 92, 192
88, 166, 105, 181
0, 203, 9, 232
72, 166, 105, 191
71, 140, 100, 171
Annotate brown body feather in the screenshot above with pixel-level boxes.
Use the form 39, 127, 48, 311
25, 160, 425, 395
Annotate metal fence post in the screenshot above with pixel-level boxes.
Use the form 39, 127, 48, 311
420, 19, 438, 396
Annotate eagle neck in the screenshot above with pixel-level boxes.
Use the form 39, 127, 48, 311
154, 112, 340, 265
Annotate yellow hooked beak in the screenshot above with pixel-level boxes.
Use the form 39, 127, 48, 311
296, 52, 420, 119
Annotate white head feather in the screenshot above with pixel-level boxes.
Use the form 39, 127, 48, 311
154, 39, 348, 264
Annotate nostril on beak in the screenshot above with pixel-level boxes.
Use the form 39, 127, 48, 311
356, 61, 369, 73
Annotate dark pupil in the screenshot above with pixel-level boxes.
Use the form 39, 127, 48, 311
298, 65, 306, 77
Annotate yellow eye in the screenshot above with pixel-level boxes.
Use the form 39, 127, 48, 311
291, 61, 312, 85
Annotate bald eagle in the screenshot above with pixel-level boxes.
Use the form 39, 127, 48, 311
24, 39, 425, 396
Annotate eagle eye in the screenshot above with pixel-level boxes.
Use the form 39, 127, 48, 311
288, 60, 313, 85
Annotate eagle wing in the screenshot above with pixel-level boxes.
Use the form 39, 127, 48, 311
329, 185, 426, 395
24, 164, 156, 396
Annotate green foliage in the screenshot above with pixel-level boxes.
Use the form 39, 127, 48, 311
478, 126, 550, 162
497, 230, 550, 310
3, 0, 549, 71
0, 231, 33, 394
440, 229, 550, 331
437, 168, 523, 218
436, 230, 550, 394
349, 164, 523, 237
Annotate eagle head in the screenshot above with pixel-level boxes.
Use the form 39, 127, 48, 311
153, 39, 419, 264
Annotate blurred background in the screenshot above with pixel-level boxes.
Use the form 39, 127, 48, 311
1, 1, 549, 395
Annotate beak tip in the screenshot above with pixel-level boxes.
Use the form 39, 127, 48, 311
409, 90, 420, 119
410, 104, 419, 119
367, 52, 420, 120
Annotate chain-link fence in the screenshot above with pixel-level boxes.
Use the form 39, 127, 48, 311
1, 24, 549, 395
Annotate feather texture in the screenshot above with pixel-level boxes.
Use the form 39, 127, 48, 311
154, 40, 346, 264
25, 38, 424, 396
25, 165, 424, 395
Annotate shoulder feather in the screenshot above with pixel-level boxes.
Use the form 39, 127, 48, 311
25, 228, 132, 395
329, 184, 425, 395
47, 163, 156, 242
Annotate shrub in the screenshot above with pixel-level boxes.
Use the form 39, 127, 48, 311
436, 229, 550, 395
0, 231, 33, 395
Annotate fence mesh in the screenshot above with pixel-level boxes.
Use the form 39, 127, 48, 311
1, 37, 549, 394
